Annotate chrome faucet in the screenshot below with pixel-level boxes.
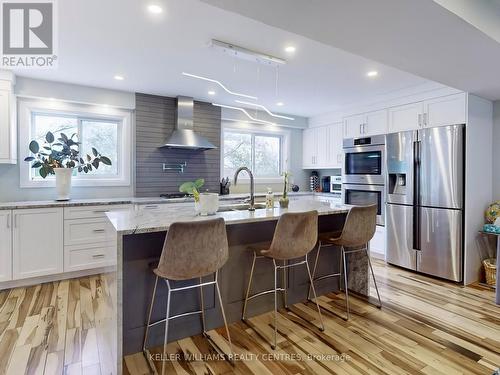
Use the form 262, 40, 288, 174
233, 166, 255, 211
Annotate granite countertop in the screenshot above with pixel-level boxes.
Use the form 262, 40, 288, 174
106, 198, 350, 235
0, 191, 335, 210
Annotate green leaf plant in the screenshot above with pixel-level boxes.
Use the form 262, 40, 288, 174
24, 131, 112, 178
179, 178, 205, 202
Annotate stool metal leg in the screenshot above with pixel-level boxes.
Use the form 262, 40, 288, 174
143, 275, 159, 352
242, 252, 257, 320
308, 241, 322, 300
199, 277, 207, 334
305, 253, 325, 331
282, 260, 288, 308
365, 246, 382, 308
162, 280, 172, 375
272, 259, 278, 350
342, 247, 350, 320
214, 271, 234, 361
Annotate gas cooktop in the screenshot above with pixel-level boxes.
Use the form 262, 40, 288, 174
160, 193, 189, 199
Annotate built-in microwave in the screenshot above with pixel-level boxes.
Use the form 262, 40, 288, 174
342, 183, 385, 226
343, 135, 385, 185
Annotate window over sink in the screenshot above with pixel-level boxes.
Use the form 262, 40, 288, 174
19, 99, 132, 187
222, 126, 286, 180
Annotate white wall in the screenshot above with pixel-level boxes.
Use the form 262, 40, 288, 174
494, 101, 500, 200
0, 77, 136, 202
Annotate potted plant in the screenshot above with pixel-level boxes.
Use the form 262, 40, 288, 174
279, 171, 290, 208
24, 131, 112, 201
179, 178, 219, 215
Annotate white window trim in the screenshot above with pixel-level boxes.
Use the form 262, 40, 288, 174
221, 121, 291, 183
19, 98, 132, 188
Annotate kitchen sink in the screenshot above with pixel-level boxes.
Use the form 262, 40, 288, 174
217, 202, 267, 212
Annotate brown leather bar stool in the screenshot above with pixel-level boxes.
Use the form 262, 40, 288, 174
143, 218, 233, 374
242, 210, 324, 350
309, 204, 382, 320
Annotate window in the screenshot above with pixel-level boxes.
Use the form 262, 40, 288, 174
19, 99, 132, 187
223, 129, 283, 179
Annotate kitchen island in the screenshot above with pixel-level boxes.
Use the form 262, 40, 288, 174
106, 197, 371, 371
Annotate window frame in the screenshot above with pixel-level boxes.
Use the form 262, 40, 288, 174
221, 121, 290, 183
19, 99, 132, 188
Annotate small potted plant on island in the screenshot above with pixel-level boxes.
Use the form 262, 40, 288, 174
179, 178, 219, 215
279, 171, 290, 208
24, 131, 112, 201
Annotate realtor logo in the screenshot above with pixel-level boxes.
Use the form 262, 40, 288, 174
1, 0, 57, 68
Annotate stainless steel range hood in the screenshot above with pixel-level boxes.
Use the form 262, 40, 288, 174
162, 96, 217, 150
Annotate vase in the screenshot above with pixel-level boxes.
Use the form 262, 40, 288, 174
198, 193, 219, 216
54, 168, 73, 201
279, 196, 289, 208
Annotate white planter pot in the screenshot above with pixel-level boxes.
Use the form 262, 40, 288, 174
54, 168, 73, 201
198, 193, 219, 216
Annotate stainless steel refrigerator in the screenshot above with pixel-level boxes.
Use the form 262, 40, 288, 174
385, 124, 464, 282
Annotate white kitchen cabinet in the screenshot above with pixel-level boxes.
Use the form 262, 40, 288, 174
388, 93, 466, 133
316, 126, 328, 167
302, 128, 317, 168
343, 114, 365, 138
0, 211, 12, 282
424, 93, 466, 128
388, 102, 424, 133
0, 89, 16, 164
12, 208, 64, 280
343, 110, 388, 138
327, 122, 343, 168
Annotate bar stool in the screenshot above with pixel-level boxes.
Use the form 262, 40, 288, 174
242, 210, 324, 350
143, 218, 233, 374
309, 204, 382, 320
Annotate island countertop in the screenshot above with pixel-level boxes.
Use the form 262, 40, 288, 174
106, 198, 350, 235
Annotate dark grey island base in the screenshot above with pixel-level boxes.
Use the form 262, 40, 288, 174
121, 212, 370, 355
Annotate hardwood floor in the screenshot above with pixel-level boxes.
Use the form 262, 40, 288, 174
0, 260, 498, 374
0, 273, 116, 375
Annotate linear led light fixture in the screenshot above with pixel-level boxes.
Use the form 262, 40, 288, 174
212, 103, 276, 126
182, 72, 258, 100
234, 100, 295, 121
211, 39, 286, 67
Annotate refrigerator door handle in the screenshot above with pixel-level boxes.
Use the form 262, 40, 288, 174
413, 140, 421, 250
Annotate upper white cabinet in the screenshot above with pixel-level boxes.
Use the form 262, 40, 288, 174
0, 72, 16, 164
388, 102, 424, 133
424, 93, 466, 128
302, 127, 317, 168
12, 208, 64, 280
0, 211, 12, 282
302, 122, 343, 169
343, 109, 388, 138
388, 93, 467, 133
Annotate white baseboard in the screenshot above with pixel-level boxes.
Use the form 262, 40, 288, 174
0, 266, 116, 290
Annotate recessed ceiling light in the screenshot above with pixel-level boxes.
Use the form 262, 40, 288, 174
208, 90, 216, 96
366, 70, 379, 77
284, 46, 296, 53
276, 101, 284, 106
114, 75, 124, 81
147, 4, 163, 14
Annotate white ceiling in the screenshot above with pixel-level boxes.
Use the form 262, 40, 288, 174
13, 0, 431, 117
201, 0, 500, 102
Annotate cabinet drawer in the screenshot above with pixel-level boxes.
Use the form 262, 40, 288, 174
64, 243, 115, 272
64, 204, 130, 220
64, 218, 113, 246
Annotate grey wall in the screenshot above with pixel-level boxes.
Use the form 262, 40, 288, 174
494, 100, 500, 200
135, 94, 221, 197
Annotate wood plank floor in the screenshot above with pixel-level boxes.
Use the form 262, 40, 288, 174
0, 260, 498, 374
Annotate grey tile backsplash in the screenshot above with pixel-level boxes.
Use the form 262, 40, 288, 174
135, 93, 221, 197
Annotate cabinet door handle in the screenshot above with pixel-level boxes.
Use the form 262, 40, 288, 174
14, 214, 17, 228
423, 113, 428, 126
418, 113, 422, 127
6, 214, 10, 229
93, 210, 108, 214
144, 205, 159, 209
93, 229, 106, 233
92, 254, 105, 259
359, 124, 363, 134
